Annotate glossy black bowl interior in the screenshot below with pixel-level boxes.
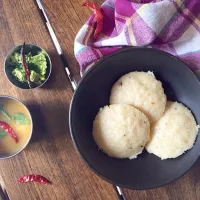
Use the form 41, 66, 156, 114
69, 47, 200, 189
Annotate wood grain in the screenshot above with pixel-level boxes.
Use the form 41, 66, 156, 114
0, 176, 8, 200
0, 0, 118, 199
41, 0, 103, 82
40, 0, 200, 200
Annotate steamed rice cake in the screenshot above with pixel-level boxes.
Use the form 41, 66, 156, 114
146, 101, 198, 160
110, 72, 166, 123
93, 104, 150, 159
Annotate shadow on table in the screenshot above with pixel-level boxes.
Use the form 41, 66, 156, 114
27, 101, 70, 145
38, 51, 76, 91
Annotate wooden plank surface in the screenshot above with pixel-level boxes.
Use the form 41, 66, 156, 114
41, 0, 102, 82
0, 0, 118, 199
40, 0, 200, 200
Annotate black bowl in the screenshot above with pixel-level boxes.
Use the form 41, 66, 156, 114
69, 47, 200, 189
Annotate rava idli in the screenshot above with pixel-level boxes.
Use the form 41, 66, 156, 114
146, 101, 199, 160
93, 104, 150, 159
110, 72, 166, 123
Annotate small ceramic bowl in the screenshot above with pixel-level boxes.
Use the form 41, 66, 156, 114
0, 96, 33, 159
4, 44, 52, 89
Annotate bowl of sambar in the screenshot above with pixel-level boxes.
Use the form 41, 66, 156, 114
0, 96, 33, 159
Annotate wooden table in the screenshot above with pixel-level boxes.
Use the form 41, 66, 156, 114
0, 0, 200, 199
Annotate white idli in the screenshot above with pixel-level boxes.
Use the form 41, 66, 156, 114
146, 101, 199, 160
93, 104, 150, 159
110, 72, 166, 123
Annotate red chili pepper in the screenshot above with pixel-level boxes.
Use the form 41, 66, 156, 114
17, 175, 51, 185
0, 121, 18, 143
82, 2, 103, 40
21, 43, 32, 88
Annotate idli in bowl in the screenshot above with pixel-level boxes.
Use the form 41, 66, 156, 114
93, 104, 150, 159
69, 47, 200, 189
110, 72, 166, 123
146, 101, 199, 160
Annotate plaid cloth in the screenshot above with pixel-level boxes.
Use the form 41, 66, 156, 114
74, 0, 200, 76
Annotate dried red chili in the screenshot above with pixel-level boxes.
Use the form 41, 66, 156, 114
21, 43, 31, 88
17, 175, 51, 185
0, 121, 18, 143
82, 2, 103, 40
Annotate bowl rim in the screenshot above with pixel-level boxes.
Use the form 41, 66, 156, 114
69, 47, 200, 190
0, 95, 33, 160
4, 43, 52, 90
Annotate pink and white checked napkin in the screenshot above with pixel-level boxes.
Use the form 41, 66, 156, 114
74, 0, 200, 77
